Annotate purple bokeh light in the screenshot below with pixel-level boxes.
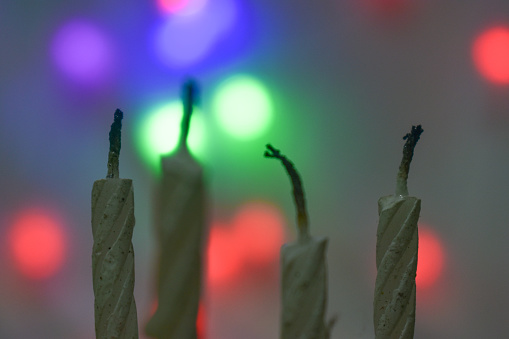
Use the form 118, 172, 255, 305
50, 19, 114, 86
152, 0, 237, 68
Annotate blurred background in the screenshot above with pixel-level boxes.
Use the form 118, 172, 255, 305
2, 0, 509, 338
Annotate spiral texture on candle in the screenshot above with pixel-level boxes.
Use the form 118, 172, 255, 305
91, 178, 138, 339
145, 151, 205, 339
281, 237, 330, 339
374, 195, 420, 339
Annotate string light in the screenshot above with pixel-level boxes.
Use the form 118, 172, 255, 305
213, 75, 273, 140
417, 225, 445, 289
473, 26, 509, 84
8, 208, 68, 279
51, 19, 114, 85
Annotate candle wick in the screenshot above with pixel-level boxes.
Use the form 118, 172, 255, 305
107, 109, 123, 179
264, 144, 309, 239
396, 124, 423, 196
179, 79, 198, 150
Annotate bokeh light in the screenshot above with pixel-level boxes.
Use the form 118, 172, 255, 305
156, 0, 207, 15
153, 0, 237, 68
232, 202, 285, 265
7, 208, 68, 280
157, 0, 190, 13
366, 0, 408, 13
473, 26, 509, 84
51, 19, 114, 85
207, 202, 285, 286
135, 101, 205, 174
196, 302, 206, 339
355, 0, 414, 19
207, 222, 243, 285
417, 225, 445, 289
213, 75, 273, 140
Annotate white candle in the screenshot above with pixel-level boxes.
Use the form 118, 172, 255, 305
265, 144, 335, 339
145, 81, 206, 339
374, 125, 423, 339
91, 109, 139, 339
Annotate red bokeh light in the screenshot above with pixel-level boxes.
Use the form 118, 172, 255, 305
156, 0, 207, 15
473, 26, 509, 84
157, 0, 190, 13
233, 202, 285, 266
417, 226, 445, 289
7, 208, 68, 279
207, 222, 243, 284
206, 202, 285, 286
196, 302, 206, 339
370, 0, 407, 12
357, 0, 413, 18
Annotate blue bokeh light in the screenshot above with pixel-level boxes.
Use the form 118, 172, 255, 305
152, 0, 240, 69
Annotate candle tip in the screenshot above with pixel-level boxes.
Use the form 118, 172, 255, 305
180, 79, 199, 148
107, 109, 123, 178
402, 124, 423, 144
396, 125, 423, 195
182, 79, 199, 107
265, 144, 309, 238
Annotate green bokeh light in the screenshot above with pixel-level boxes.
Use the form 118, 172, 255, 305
213, 75, 273, 140
135, 101, 205, 174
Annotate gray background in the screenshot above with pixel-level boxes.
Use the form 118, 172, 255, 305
1, 0, 509, 338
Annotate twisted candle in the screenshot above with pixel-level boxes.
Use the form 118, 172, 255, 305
91, 109, 139, 339
145, 80, 206, 339
265, 144, 334, 339
374, 125, 423, 339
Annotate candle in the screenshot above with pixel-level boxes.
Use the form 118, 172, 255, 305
91, 109, 139, 339
145, 80, 206, 339
265, 144, 335, 339
373, 125, 423, 339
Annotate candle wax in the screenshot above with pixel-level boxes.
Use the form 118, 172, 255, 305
281, 235, 330, 339
145, 147, 206, 339
374, 194, 420, 339
91, 178, 138, 339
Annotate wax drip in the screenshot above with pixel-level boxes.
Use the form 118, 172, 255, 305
179, 79, 199, 149
396, 125, 423, 196
107, 109, 123, 179
265, 144, 309, 240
